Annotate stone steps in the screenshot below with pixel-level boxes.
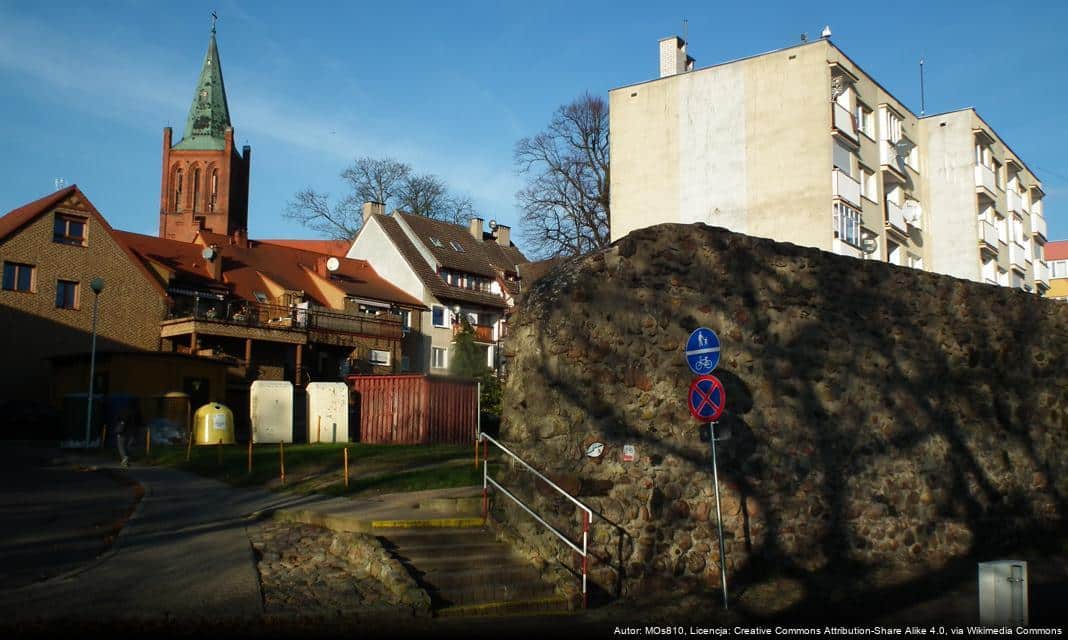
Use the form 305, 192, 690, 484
376, 526, 571, 617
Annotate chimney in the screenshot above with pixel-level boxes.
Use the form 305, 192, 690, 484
494, 224, 511, 247
230, 228, 248, 248
362, 201, 385, 224
205, 245, 222, 281
469, 217, 484, 240
659, 36, 695, 78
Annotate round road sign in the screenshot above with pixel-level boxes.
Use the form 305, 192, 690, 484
688, 375, 726, 422
685, 328, 721, 375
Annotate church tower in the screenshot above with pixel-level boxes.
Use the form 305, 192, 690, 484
159, 23, 250, 242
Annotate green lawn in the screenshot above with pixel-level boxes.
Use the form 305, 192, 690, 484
136, 442, 488, 496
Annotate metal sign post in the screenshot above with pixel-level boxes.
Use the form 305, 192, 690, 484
709, 421, 728, 610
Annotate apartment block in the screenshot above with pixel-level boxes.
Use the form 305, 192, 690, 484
610, 36, 1049, 294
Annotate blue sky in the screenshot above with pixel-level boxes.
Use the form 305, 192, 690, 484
1, 0, 1066, 246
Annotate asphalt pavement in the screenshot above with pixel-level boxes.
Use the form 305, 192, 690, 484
0, 448, 326, 630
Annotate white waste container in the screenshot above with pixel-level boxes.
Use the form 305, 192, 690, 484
306, 382, 349, 443
250, 380, 293, 443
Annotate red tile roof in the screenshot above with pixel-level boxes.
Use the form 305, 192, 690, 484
0, 186, 168, 298
375, 214, 516, 309
258, 239, 351, 255
1045, 240, 1068, 262
117, 230, 424, 309
0, 186, 79, 243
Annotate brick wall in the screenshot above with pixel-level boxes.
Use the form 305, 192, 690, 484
0, 192, 166, 406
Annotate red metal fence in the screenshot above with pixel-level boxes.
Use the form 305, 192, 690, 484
347, 374, 478, 444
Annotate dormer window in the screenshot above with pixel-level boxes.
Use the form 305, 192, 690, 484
429, 237, 443, 248
53, 214, 87, 246
450, 241, 465, 252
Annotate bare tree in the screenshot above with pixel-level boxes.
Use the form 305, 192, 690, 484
514, 92, 610, 258
285, 155, 476, 239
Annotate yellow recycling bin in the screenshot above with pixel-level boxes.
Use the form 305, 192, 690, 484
193, 402, 235, 445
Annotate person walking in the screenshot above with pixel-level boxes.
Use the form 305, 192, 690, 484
115, 416, 130, 469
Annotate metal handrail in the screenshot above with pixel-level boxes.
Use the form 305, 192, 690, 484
478, 432, 593, 608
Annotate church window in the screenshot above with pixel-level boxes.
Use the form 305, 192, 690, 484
173, 168, 183, 211
192, 168, 201, 213
209, 170, 218, 213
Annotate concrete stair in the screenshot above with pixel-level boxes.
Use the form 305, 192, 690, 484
376, 526, 572, 617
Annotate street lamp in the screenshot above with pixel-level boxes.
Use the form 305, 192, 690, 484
84, 277, 105, 449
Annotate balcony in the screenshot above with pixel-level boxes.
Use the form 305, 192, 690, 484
1007, 189, 1023, 214
832, 103, 857, 143
885, 199, 907, 235
832, 169, 861, 207
1008, 241, 1029, 272
1034, 260, 1049, 286
978, 221, 998, 251
453, 322, 495, 343
975, 165, 998, 197
161, 298, 404, 347
879, 140, 907, 179
1032, 214, 1047, 241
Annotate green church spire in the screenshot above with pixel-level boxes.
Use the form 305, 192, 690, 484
174, 23, 232, 151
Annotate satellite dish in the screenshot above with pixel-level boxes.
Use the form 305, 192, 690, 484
821, 25, 832, 38
895, 140, 912, 157
489, 219, 498, 230
326, 257, 340, 272
585, 442, 605, 458
201, 246, 216, 261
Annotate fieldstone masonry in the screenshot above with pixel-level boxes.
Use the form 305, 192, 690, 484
495, 223, 1068, 602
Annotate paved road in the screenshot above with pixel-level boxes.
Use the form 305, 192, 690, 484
0, 451, 326, 629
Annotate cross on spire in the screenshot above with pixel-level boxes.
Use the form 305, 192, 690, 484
211, 11, 218, 34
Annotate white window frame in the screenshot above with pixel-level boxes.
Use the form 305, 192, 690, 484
431, 347, 447, 369
432, 305, 447, 328
369, 349, 391, 366
856, 103, 874, 139
833, 202, 861, 248
860, 167, 877, 203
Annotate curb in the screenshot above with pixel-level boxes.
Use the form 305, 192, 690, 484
372, 517, 484, 529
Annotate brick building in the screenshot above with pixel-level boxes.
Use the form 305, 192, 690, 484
0, 187, 168, 407
158, 25, 250, 243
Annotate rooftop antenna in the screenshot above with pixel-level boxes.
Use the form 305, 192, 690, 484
800, 33, 808, 43
683, 19, 688, 43
54, 177, 66, 191
821, 25, 832, 38
919, 55, 926, 116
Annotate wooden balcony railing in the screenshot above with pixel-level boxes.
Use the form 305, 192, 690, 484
166, 298, 403, 340
453, 322, 495, 343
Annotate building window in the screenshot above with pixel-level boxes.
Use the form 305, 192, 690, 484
860, 167, 877, 202
833, 202, 861, 248
1, 262, 35, 292
192, 168, 201, 213
993, 160, 1003, 190
1051, 260, 1067, 278
432, 305, 447, 328
53, 214, 87, 246
449, 241, 465, 252
431, 347, 447, 369
369, 349, 391, 366
208, 169, 218, 213
429, 237, 443, 248
55, 279, 79, 309
881, 108, 902, 143
887, 240, 901, 266
856, 103, 874, 138
173, 168, 183, 211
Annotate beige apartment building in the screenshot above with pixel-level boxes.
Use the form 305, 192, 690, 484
610, 36, 1049, 294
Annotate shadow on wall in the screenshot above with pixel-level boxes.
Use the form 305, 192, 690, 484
0, 302, 145, 439
492, 222, 1068, 620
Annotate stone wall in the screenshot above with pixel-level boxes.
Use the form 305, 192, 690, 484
495, 223, 1068, 602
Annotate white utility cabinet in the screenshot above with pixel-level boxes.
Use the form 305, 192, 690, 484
306, 382, 349, 443
250, 380, 293, 443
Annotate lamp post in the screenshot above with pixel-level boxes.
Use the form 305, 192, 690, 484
84, 277, 105, 449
